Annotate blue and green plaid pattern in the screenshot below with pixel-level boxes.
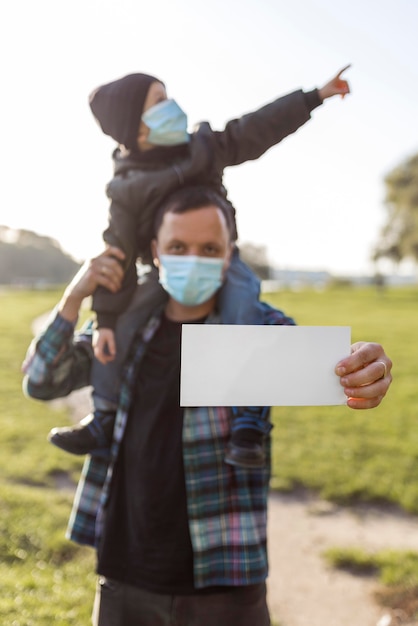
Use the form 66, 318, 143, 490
23, 302, 295, 587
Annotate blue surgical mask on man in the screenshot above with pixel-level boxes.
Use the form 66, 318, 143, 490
158, 255, 224, 305
142, 99, 189, 146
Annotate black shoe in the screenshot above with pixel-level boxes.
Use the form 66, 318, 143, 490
224, 440, 266, 469
48, 412, 115, 455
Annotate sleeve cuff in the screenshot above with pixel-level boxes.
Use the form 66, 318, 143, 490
96, 312, 118, 330
35, 309, 77, 363
303, 88, 322, 113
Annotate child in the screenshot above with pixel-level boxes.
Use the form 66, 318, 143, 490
48, 67, 350, 468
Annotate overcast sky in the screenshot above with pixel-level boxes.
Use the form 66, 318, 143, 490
1, 0, 417, 275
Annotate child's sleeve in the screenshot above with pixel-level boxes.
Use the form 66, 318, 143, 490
213, 89, 322, 168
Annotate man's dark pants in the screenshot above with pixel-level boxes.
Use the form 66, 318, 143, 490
92, 577, 270, 626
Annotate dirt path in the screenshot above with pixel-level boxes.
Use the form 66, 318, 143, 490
267, 492, 418, 626
33, 314, 418, 626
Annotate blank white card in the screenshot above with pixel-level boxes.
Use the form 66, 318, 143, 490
180, 325, 351, 407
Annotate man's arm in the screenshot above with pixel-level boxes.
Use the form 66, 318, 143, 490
22, 312, 94, 400
22, 247, 125, 400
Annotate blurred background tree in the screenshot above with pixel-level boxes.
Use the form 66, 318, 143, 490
238, 242, 271, 280
373, 153, 418, 266
0, 227, 80, 285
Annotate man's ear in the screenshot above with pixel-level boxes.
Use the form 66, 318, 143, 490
151, 239, 159, 267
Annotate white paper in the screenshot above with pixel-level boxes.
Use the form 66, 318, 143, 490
180, 325, 351, 407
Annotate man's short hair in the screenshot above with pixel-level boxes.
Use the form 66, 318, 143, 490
153, 186, 235, 240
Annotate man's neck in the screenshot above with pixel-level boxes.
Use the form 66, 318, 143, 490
164, 295, 216, 322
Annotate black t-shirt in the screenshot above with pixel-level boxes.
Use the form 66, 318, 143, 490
97, 314, 196, 593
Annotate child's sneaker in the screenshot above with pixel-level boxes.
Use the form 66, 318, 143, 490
224, 440, 265, 469
48, 411, 115, 455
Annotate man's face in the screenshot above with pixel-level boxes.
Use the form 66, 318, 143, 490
152, 205, 233, 312
152, 205, 233, 266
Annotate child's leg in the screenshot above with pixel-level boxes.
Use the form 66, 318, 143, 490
48, 270, 167, 455
92, 267, 167, 405
225, 406, 272, 469
218, 249, 271, 467
218, 247, 264, 325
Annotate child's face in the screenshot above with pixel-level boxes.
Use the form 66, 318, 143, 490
137, 81, 167, 151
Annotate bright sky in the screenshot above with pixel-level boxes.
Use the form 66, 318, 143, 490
1, 0, 417, 275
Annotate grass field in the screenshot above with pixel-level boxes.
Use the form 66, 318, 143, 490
1, 284, 417, 623
1, 289, 96, 625
266, 286, 418, 512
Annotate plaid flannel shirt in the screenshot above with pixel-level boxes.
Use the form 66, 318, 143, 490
23, 302, 295, 588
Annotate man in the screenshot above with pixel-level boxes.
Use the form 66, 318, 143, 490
23, 187, 392, 625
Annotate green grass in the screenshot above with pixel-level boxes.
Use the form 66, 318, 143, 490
1, 284, 418, 622
0, 288, 96, 624
323, 546, 418, 620
264, 286, 418, 513
324, 546, 418, 587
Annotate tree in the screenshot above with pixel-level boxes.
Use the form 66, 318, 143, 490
373, 153, 418, 265
238, 242, 271, 280
0, 226, 80, 285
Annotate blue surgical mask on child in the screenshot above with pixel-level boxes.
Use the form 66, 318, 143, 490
158, 255, 225, 305
142, 99, 189, 146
